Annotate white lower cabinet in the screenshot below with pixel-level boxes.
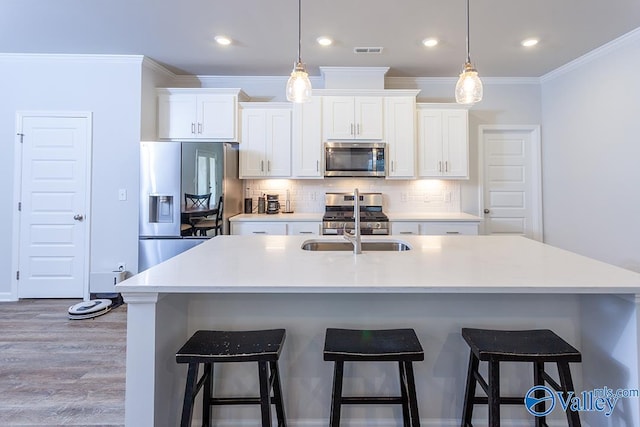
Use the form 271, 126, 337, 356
231, 221, 322, 236
288, 222, 321, 236
231, 222, 287, 235
391, 221, 479, 236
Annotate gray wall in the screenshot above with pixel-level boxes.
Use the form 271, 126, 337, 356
541, 31, 640, 272
0, 55, 143, 299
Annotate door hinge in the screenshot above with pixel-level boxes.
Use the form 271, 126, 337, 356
16, 271, 19, 280
16, 133, 24, 143
18, 202, 21, 212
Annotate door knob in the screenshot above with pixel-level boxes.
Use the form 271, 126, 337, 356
73, 214, 84, 221
483, 209, 490, 214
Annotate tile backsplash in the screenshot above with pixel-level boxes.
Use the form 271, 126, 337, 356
243, 179, 461, 213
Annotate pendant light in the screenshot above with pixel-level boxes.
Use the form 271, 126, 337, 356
286, 0, 312, 103
455, 0, 483, 104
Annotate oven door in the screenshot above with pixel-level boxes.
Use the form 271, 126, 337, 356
324, 142, 386, 177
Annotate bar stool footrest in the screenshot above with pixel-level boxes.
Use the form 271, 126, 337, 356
473, 396, 524, 405
340, 396, 405, 404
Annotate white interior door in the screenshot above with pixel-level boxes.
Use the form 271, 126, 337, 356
15, 113, 91, 298
479, 126, 543, 241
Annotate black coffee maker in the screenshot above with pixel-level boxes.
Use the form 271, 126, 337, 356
266, 194, 280, 214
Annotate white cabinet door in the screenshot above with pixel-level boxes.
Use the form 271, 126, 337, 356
288, 222, 321, 235
198, 95, 236, 139
355, 97, 384, 139
420, 222, 479, 235
158, 94, 198, 139
417, 107, 468, 179
390, 222, 420, 236
385, 97, 416, 178
323, 96, 383, 140
240, 109, 267, 177
231, 222, 287, 235
240, 106, 291, 178
265, 109, 292, 177
323, 97, 355, 139
293, 97, 323, 178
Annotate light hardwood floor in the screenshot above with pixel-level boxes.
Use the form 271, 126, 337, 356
0, 299, 126, 426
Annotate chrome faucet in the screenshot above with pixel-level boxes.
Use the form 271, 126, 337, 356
343, 188, 362, 254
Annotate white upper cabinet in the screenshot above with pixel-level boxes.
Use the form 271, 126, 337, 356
385, 97, 416, 178
292, 97, 323, 178
157, 88, 247, 141
323, 96, 383, 140
240, 103, 292, 178
417, 105, 469, 179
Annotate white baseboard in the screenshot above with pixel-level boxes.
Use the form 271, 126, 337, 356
0, 292, 17, 302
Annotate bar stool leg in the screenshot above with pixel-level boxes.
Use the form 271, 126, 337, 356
461, 350, 479, 427
202, 363, 214, 427
557, 362, 581, 427
181, 362, 199, 427
404, 362, 421, 427
270, 361, 287, 427
488, 359, 500, 427
329, 361, 344, 427
258, 361, 272, 427
398, 362, 410, 427
533, 361, 546, 427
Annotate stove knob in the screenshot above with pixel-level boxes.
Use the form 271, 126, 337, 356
374, 222, 381, 229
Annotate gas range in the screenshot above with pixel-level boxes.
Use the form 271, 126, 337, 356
322, 193, 389, 235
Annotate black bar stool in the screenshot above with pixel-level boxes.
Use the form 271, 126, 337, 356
461, 328, 582, 427
323, 328, 424, 427
176, 329, 287, 427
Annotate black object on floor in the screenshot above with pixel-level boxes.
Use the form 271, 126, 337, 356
323, 328, 424, 427
176, 329, 287, 427
461, 328, 582, 427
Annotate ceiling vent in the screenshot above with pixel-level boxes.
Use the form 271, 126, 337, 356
353, 47, 384, 54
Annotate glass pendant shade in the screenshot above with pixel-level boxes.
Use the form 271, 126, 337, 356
286, 61, 312, 103
455, 62, 483, 104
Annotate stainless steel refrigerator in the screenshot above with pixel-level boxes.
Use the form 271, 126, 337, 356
138, 141, 242, 272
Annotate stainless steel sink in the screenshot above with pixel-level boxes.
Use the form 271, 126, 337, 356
301, 239, 411, 252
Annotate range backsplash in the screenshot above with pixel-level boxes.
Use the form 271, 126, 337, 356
243, 179, 461, 214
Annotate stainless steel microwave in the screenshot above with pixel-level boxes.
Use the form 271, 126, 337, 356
324, 142, 386, 178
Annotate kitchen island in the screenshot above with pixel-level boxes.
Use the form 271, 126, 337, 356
117, 235, 640, 426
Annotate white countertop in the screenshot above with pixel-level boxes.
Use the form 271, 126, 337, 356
229, 212, 482, 222
117, 235, 640, 294
387, 212, 482, 222
230, 213, 323, 222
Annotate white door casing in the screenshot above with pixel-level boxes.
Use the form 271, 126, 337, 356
12, 112, 92, 299
478, 125, 543, 241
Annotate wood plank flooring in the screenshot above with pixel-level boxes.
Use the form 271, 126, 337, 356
0, 299, 126, 426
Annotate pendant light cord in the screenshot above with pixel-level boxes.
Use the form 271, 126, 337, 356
297, 0, 302, 63
465, 0, 471, 64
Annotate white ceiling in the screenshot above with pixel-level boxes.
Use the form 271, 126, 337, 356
2, 0, 639, 78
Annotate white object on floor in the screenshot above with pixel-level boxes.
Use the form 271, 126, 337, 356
68, 299, 113, 320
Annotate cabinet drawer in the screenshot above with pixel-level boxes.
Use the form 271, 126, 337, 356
390, 222, 420, 235
288, 222, 321, 235
420, 222, 479, 235
231, 222, 287, 235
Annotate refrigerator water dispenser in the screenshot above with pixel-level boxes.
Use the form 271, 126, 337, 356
148, 195, 174, 223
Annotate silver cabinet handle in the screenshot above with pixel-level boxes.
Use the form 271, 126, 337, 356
350, 123, 354, 135
391, 160, 395, 172
399, 231, 415, 235
438, 161, 442, 172
191, 123, 196, 134
267, 160, 271, 172
298, 231, 314, 234
198, 123, 202, 134
73, 214, 84, 221
445, 231, 460, 234
445, 161, 449, 172
261, 160, 264, 172
252, 231, 267, 234
357, 123, 360, 135
316, 160, 319, 172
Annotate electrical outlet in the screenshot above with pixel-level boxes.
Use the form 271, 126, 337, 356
117, 263, 126, 272
118, 189, 127, 201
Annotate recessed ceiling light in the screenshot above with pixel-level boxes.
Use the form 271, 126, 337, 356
422, 38, 439, 48
317, 37, 333, 47
215, 35, 232, 46
521, 38, 539, 47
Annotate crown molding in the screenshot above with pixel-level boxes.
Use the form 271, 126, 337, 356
0, 53, 145, 64
386, 76, 540, 88
142, 57, 175, 78
541, 26, 640, 83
